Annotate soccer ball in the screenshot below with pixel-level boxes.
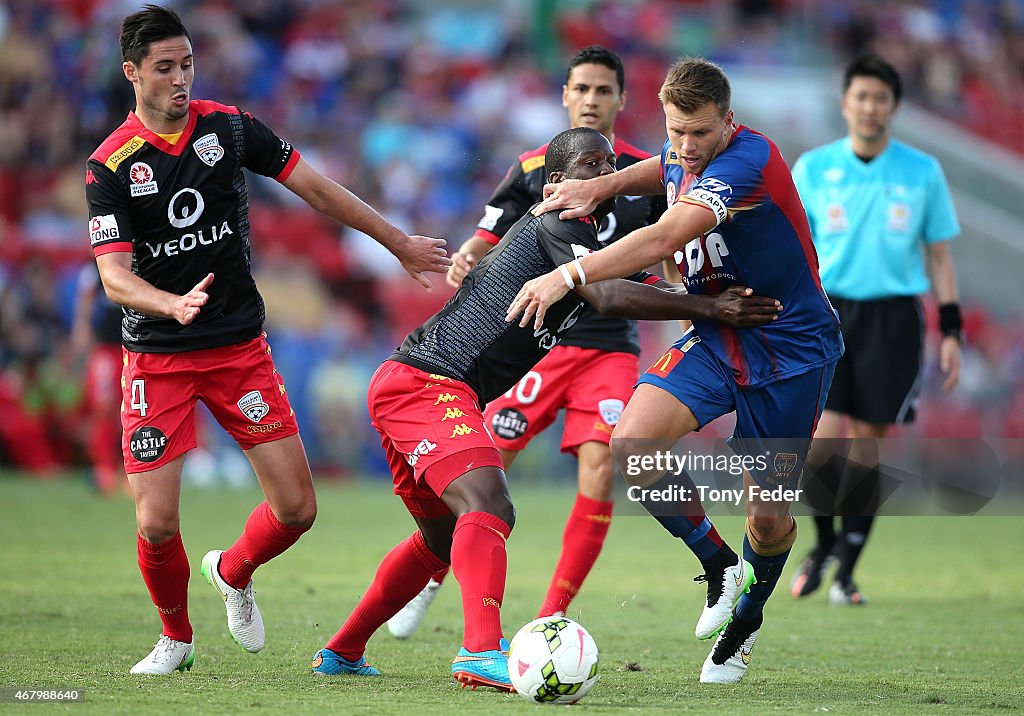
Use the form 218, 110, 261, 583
507, 616, 599, 704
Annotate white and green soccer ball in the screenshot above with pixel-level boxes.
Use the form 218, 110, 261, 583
507, 616, 599, 705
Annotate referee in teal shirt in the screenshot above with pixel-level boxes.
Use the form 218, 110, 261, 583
789, 53, 963, 606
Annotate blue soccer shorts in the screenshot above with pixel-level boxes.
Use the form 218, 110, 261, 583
638, 331, 835, 487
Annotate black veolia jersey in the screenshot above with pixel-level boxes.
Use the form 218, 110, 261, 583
86, 100, 299, 353
392, 208, 655, 405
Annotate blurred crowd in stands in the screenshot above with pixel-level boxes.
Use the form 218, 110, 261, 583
1, 0, 1022, 486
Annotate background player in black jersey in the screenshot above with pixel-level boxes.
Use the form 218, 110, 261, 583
311, 126, 781, 690
85, 5, 450, 676
388, 45, 708, 639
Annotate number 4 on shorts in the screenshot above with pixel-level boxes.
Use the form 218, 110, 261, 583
131, 378, 149, 417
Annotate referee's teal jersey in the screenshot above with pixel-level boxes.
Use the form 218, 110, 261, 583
791, 137, 959, 300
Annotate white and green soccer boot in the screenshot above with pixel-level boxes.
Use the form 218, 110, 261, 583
201, 549, 264, 653
130, 635, 195, 675
700, 612, 762, 684
694, 556, 756, 640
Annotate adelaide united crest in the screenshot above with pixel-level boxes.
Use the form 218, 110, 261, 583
237, 390, 270, 423
193, 133, 225, 167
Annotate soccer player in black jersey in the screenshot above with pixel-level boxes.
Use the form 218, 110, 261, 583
85, 5, 450, 676
388, 45, 690, 639
311, 126, 781, 690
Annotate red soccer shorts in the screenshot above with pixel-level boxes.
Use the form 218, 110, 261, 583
120, 333, 299, 474
483, 347, 639, 455
368, 360, 504, 517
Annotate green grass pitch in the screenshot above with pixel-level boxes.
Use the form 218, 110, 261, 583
1, 475, 1021, 714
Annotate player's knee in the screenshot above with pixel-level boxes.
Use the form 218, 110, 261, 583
479, 495, 515, 531
579, 466, 614, 501
609, 436, 641, 479
745, 514, 797, 555
137, 521, 179, 545
747, 513, 782, 538
275, 497, 317, 530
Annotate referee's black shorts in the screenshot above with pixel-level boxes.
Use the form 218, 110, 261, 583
824, 295, 924, 425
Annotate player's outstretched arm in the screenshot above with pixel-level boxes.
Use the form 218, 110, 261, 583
282, 157, 451, 289
445, 235, 493, 289
96, 252, 213, 326
536, 155, 663, 220
580, 281, 781, 327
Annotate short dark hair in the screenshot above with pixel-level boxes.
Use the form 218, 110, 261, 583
843, 53, 902, 104
566, 45, 625, 93
659, 57, 731, 117
120, 4, 191, 66
545, 127, 608, 176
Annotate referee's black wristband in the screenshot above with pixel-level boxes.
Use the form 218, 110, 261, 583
939, 303, 964, 344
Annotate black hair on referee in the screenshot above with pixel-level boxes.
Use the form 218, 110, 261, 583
844, 53, 902, 104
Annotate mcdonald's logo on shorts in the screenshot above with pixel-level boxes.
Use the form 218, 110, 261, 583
647, 348, 684, 378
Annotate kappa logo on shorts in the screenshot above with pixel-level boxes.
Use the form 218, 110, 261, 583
237, 390, 270, 423
450, 423, 478, 438
441, 407, 467, 421
425, 373, 454, 388
434, 393, 461, 405
598, 398, 625, 426
130, 426, 168, 463
491, 408, 528, 440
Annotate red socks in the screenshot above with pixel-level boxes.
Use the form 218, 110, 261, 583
451, 511, 512, 652
325, 531, 448, 660
538, 493, 612, 617
325, 512, 511, 658
137, 532, 192, 643
218, 501, 309, 589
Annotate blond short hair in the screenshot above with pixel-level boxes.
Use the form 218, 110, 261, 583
658, 57, 731, 117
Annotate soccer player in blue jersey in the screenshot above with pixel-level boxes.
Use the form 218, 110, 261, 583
508, 57, 843, 684
788, 53, 962, 605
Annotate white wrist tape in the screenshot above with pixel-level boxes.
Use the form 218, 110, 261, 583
572, 258, 587, 286
558, 264, 575, 289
